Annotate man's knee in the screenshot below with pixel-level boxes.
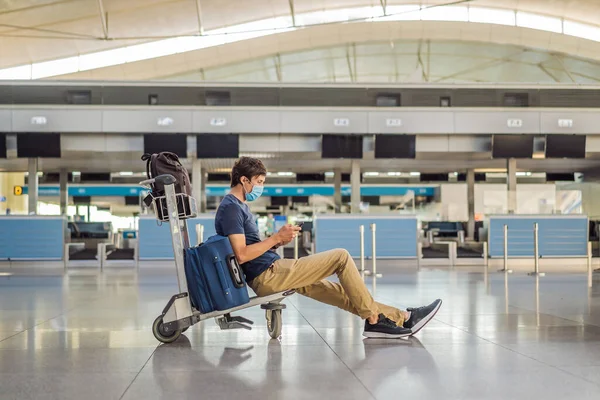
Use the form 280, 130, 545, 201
330, 248, 351, 267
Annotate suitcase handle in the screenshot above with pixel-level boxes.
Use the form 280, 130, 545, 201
227, 254, 246, 289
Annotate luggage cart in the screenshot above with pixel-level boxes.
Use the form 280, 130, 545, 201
141, 174, 295, 344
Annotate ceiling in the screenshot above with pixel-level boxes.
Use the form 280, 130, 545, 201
163, 40, 600, 83
2, 0, 600, 79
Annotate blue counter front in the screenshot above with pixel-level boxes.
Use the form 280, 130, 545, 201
314, 215, 418, 258
0, 216, 66, 261
488, 215, 588, 258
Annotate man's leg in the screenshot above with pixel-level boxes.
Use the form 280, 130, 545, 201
249, 248, 442, 337
250, 248, 379, 320
296, 280, 407, 326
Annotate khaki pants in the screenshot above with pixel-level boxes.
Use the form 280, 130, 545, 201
248, 248, 406, 325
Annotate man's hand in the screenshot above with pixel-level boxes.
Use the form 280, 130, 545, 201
275, 224, 302, 245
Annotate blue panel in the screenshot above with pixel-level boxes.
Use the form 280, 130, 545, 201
0, 217, 65, 260
315, 217, 417, 258
138, 216, 216, 260
488, 216, 588, 258
21, 185, 436, 198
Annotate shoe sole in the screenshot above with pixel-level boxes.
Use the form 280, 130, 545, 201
363, 331, 412, 339
409, 300, 442, 336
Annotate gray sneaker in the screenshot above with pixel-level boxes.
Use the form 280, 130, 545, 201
363, 314, 412, 339
403, 299, 442, 335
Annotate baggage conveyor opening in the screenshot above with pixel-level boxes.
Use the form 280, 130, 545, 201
65, 222, 137, 268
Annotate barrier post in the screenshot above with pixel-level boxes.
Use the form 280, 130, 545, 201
528, 223, 545, 277
450, 242, 457, 267
294, 235, 299, 260
588, 242, 593, 288
499, 224, 513, 273
483, 241, 488, 268
370, 223, 382, 278
196, 224, 204, 245
359, 225, 365, 272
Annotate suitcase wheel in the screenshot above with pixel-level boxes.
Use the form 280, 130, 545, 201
152, 315, 182, 344
266, 309, 282, 339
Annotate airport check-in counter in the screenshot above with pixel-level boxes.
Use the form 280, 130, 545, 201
488, 215, 588, 259
0, 216, 66, 262
314, 215, 418, 259
138, 215, 216, 261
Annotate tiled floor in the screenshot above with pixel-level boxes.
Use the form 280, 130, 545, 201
1, 262, 600, 400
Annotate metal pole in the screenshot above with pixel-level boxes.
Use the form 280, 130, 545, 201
534, 223, 539, 273
588, 242, 593, 288
528, 223, 545, 277
371, 223, 382, 278
499, 224, 512, 273
359, 225, 365, 272
294, 235, 299, 260
195, 224, 204, 245
483, 241, 488, 268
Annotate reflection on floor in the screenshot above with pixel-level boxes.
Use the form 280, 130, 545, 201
1, 262, 600, 400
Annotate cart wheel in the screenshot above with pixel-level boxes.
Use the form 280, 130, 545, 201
152, 315, 182, 344
266, 309, 282, 339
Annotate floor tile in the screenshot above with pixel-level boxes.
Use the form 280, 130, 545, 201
0, 372, 137, 400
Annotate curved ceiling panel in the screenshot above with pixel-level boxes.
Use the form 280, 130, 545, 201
52, 21, 600, 82
1, 1, 600, 80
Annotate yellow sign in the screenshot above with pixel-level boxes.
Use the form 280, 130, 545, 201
13, 186, 23, 196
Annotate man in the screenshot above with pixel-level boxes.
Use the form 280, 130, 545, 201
215, 157, 441, 338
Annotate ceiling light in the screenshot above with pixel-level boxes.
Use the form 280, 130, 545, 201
119, 172, 134, 176
364, 172, 380, 177
409, 172, 420, 176
277, 172, 294, 176
324, 172, 334, 177
387, 172, 401, 176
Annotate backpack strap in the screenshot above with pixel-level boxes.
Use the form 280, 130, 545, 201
150, 153, 159, 179
141, 153, 152, 179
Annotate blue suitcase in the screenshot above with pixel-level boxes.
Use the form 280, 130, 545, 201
183, 235, 250, 313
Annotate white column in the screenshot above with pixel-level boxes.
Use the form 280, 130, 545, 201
350, 160, 361, 214
467, 168, 475, 239
333, 168, 342, 212
27, 158, 38, 214
507, 158, 517, 214
59, 168, 68, 215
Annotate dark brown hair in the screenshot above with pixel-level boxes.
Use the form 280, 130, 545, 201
230, 157, 267, 187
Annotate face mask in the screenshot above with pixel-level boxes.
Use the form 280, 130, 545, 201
243, 178, 264, 202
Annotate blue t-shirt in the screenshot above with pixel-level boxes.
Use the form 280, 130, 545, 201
215, 194, 280, 282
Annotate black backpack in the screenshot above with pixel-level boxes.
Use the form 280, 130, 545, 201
141, 152, 191, 196
141, 152, 193, 219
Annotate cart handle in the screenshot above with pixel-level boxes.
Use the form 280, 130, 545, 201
139, 174, 177, 187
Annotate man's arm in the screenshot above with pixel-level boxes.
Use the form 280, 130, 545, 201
229, 224, 300, 264
228, 233, 281, 265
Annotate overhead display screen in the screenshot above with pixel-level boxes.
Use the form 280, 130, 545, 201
545, 135, 586, 159
492, 135, 534, 158
196, 134, 239, 158
17, 133, 61, 158
374, 135, 416, 159
322, 134, 363, 159
143, 134, 187, 157
296, 173, 325, 182
546, 173, 575, 182
420, 173, 449, 182
0, 133, 6, 158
